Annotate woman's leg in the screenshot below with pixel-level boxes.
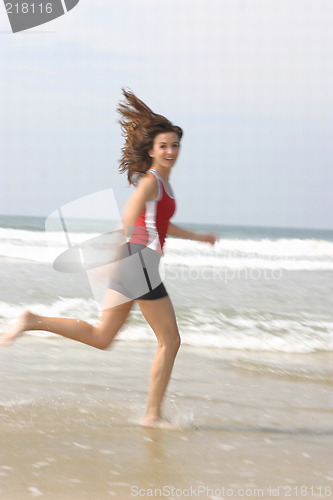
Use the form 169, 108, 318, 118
0, 290, 134, 350
137, 295, 181, 427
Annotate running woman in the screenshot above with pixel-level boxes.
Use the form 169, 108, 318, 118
0, 90, 217, 428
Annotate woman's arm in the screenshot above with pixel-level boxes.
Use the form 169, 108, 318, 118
167, 222, 217, 245
122, 174, 158, 235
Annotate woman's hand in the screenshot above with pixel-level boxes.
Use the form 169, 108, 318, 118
196, 233, 218, 245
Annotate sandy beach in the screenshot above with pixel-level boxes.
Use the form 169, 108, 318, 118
1, 336, 332, 500
1, 218, 332, 499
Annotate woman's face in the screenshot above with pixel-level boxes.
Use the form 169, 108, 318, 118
149, 132, 180, 171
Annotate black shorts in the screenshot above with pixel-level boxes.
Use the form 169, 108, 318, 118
108, 243, 168, 301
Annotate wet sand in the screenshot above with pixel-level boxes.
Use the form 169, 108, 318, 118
1, 337, 332, 499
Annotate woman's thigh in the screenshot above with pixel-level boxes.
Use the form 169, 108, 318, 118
98, 290, 134, 345
137, 296, 180, 345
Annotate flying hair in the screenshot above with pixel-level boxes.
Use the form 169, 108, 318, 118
117, 89, 183, 185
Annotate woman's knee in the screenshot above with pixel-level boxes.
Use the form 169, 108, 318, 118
174, 332, 181, 352
158, 330, 181, 354
94, 329, 116, 350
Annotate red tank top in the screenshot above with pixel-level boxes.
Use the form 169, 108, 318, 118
129, 169, 176, 252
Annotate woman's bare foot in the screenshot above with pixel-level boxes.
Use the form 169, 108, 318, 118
140, 416, 176, 429
0, 310, 35, 346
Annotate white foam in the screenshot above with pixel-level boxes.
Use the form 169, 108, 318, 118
0, 298, 100, 328
1, 227, 333, 270
164, 238, 333, 271
27, 487, 44, 497
0, 299, 332, 354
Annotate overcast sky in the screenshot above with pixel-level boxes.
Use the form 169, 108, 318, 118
1, 0, 332, 229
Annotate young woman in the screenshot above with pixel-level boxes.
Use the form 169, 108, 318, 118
1, 90, 217, 428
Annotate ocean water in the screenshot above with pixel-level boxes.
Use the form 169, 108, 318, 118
1, 215, 333, 499
0, 214, 332, 355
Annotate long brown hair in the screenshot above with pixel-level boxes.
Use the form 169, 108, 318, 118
117, 89, 183, 185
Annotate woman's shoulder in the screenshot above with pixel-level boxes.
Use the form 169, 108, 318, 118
136, 171, 159, 200
138, 170, 158, 187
